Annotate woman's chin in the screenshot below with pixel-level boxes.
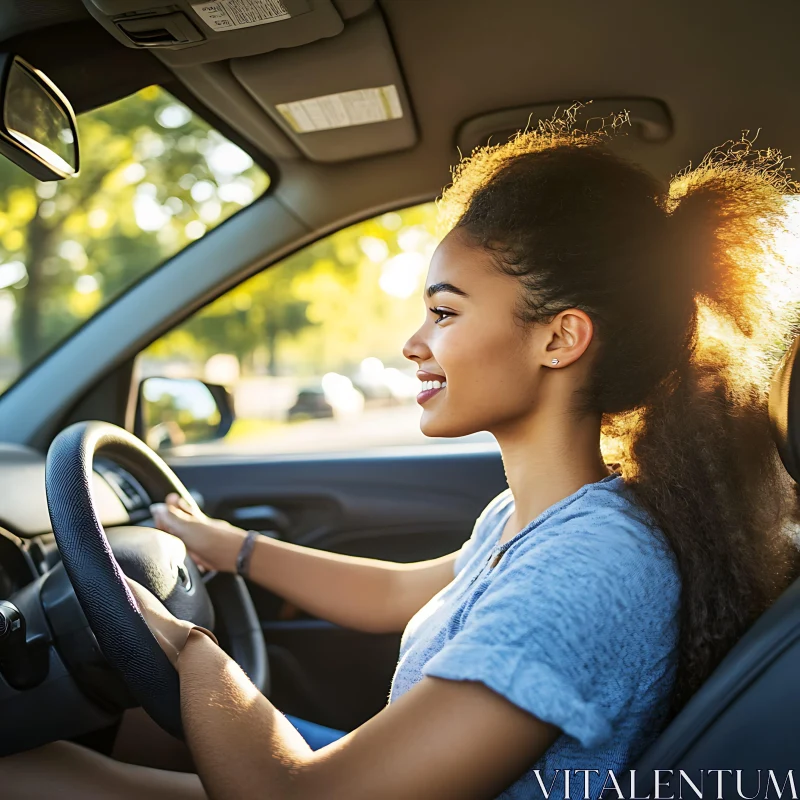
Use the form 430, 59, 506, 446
419, 413, 477, 439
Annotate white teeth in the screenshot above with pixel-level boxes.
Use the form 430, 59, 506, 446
421, 380, 447, 391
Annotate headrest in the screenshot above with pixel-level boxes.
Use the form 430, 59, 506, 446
769, 335, 800, 482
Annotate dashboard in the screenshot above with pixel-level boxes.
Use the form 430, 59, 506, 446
0, 443, 152, 600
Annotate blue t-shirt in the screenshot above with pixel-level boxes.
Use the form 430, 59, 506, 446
387, 473, 681, 799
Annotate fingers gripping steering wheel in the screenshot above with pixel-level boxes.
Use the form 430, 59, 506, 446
45, 421, 267, 738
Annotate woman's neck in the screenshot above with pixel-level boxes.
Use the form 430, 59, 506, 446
494, 408, 611, 537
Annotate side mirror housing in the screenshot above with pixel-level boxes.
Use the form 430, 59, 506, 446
0, 54, 79, 181
135, 377, 235, 452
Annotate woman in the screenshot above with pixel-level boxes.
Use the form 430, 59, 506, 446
4, 107, 800, 799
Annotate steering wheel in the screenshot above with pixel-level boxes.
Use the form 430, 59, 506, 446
43, 421, 268, 738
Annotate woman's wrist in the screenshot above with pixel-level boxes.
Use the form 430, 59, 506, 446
203, 522, 248, 573
176, 626, 219, 673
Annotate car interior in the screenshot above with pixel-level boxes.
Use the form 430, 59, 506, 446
0, 1, 800, 795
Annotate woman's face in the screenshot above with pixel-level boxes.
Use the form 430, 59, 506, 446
402, 228, 550, 439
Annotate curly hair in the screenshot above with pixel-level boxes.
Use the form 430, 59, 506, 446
439, 104, 800, 721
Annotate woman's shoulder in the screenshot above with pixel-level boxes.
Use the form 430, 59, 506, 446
507, 476, 681, 599
548, 475, 673, 551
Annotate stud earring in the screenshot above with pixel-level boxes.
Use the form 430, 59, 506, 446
550, 358, 559, 365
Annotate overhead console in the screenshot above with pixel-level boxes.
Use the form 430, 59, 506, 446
81, 0, 417, 163
80, 0, 375, 64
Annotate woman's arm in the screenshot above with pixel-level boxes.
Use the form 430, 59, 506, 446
177, 629, 561, 800
245, 537, 457, 634
152, 495, 458, 634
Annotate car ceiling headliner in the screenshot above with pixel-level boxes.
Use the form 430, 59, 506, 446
2, 1, 800, 236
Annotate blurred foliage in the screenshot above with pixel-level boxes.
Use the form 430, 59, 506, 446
0, 85, 269, 389
145, 203, 441, 379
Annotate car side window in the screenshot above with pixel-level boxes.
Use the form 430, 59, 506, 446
0, 85, 269, 399
137, 203, 495, 455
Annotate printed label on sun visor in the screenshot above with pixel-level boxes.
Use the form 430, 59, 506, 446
191, 0, 291, 31
276, 85, 404, 133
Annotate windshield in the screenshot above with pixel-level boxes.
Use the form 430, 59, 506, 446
0, 85, 269, 395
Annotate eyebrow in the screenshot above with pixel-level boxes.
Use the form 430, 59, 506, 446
425, 282, 470, 299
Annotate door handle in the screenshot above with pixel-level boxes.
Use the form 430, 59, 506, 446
231, 505, 290, 537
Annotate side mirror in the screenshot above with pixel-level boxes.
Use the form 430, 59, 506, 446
0, 54, 79, 181
135, 377, 235, 453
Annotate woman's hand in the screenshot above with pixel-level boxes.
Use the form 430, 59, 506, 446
126, 577, 197, 667
150, 493, 247, 573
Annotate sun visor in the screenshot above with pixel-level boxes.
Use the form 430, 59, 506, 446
81, 0, 375, 66
230, 6, 416, 162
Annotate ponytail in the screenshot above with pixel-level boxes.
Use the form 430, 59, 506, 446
627, 135, 800, 717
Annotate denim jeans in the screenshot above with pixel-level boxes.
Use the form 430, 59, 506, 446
284, 714, 347, 751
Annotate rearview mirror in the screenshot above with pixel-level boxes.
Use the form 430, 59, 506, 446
0, 54, 79, 181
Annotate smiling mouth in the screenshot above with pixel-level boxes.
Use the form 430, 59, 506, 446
417, 383, 446, 405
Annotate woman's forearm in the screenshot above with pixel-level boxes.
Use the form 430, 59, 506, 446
245, 535, 408, 634
178, 629, 314, 800
154, 496, 454, 634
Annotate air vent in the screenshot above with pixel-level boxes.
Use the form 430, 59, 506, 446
94, 459, 151, 514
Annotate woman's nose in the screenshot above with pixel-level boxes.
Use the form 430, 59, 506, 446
402, 326, 428, 363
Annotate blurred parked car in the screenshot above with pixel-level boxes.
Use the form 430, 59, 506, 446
287, 387, 334, 421
287, 375, 365, 422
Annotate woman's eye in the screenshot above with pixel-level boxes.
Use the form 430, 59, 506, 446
429, 307, 453, 324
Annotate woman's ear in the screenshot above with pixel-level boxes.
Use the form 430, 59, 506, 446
543, 309, 594, 367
